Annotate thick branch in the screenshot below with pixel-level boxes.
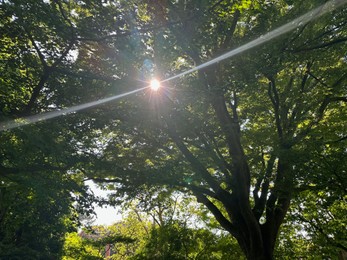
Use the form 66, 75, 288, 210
193, 191, 237, 237
267, 77, 283, 139
209, 90, 244, 161
23, 31, 76, 114
265, 156, 289, 220
274, 196, 291, 232
165, 121, 222, 193
84, 177, 122, 183
54, 0, 76, 36
200, 134, 233, 183
24, 41, 75, 114
293, 37, 347, 52
25, 29, 48, 68
220, 9, 240, 51
300, 62, 312, 92
51, 40, 75, 68
24, 68, 51, 114
231, 91, 239, 122
325, 135, 347, 144
253, 155, 276, 220
293, 95, 347, 144
187, 184, 218, 200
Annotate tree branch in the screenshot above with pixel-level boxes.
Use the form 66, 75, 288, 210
325, 135, 347, 144
54, 67, 120, 83
187, 184, 218, 200
193, 191, 237, 237
220, 9, 240, 51
297, 214, 347, 251
293, 95, 347, 145
165, 119, 222, 193
253, 155, 276, 220
25, 29, 48, 68
22, 25, 76, 114
293, 37, 347, 52
54, 0, 76, 36
200, 134, 233, 185
267, 76, 283, 139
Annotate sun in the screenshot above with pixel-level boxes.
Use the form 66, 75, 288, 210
149, 79, 161, 91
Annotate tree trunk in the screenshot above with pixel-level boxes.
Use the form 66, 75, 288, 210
233, 220, 276, 260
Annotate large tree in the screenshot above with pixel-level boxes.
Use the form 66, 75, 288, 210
85, 1, 347, 259
1, 0, 346, 259
0, 0, 113, 257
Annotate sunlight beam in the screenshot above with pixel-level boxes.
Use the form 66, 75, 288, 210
0, 86, 147, 131
1, 0, 345, 131
162, 0, 347, 83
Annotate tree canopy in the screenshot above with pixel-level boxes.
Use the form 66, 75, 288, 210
0, 0, 346, 259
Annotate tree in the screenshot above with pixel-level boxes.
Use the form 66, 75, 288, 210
84, 1, 347, 259
62, 193, 244, 259
275, 136, 347, 258
63, 224, 136, 260
129, 193, 244, 259
135, 220, 244, 260
0, 124, 95, 258
62, 232, 102, 260
0, 0, 110, 256
1, 0, 346, 259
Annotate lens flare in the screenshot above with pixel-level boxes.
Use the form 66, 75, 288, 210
0, 0, 344, 132
162, 0, 347, 83
150, 79, 161, 91
0, 86, 147, 132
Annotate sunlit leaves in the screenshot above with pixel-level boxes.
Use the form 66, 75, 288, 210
1, 0, 347, 258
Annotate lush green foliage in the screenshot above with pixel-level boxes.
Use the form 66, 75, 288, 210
134, 221, 244, 260
63, 198, 245, 260
1, 0, 346, 259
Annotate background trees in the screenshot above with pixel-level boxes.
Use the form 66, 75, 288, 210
1, 0, 346, 259
63, 195, 245, 259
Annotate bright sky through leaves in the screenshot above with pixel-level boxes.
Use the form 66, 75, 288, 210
162, 0, 347, 82
0, 0, 346, 132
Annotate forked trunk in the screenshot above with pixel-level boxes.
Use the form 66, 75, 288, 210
237, 224, 276, 260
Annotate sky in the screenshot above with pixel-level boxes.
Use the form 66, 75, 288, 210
86, 180, 122, 226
